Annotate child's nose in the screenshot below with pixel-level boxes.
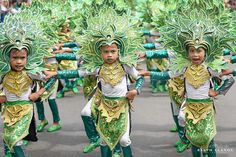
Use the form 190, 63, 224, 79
16, 59, 22, 63
193, 51, 198, 56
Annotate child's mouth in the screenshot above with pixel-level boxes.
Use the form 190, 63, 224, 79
192, 58, 200, 61
107, 59, 114, 62
192, 58, 202, 64
16, 65, 24, 69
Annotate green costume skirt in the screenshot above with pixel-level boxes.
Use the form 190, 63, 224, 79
184, 98, 216, 149
91, 90, 129, 150
2, 101, 33, 151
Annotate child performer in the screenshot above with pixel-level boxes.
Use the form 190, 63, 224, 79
45, 8, 144, 157
35, 56, 61, 133
137, 49, 191, 152
55, 21, 80, 98
140, 1, 236, 157
0, 11, 55, 156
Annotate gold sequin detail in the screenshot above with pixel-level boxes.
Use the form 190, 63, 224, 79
185, 64, 210, 89
98, 97, 127, 122
3, 104, 32, 126
168, 77, 184, 105
99, 63, 126, 87
93, 89, 128, 122
184, 102, 213, 124
3, 71, 32, 96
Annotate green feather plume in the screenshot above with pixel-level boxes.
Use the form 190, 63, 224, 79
0, 10, 53, 79
157, 0, 236, 72
78, 8, 143, 71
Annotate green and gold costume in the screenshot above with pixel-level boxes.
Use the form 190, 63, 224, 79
150, 1, 236, 157
0, 8, 53, 156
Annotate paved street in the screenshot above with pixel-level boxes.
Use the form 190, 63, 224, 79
0, 76, 236, 157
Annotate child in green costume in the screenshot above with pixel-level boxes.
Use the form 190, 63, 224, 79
0, 11, 55, 157
45, 8, 144, 157
140, 1, 236, 157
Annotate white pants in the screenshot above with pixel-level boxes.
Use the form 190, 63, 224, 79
81, 98, 92, 116
82, 98, 132, 147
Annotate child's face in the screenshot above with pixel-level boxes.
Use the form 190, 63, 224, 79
10, 49, 27, 72
100, 44, 119, 64
188, 46, 206, 65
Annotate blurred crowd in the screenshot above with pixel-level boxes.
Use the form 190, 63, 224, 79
0, 0, 31, 22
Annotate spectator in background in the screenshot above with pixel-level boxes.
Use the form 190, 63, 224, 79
14, 0, 31, 8
0, 0, 22, 23
1, 0, 10, 22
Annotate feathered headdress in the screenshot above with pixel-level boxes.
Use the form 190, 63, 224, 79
78, 8, 143, 71
157, 0, 236, 72
0, 10, 53, 79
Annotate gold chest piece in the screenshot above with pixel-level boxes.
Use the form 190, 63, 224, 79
184, 64, 210, 89
99, 63, 126, 87
3, 71, 32, 96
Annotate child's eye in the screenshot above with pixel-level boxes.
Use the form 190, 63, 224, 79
197, 50, 202, 53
